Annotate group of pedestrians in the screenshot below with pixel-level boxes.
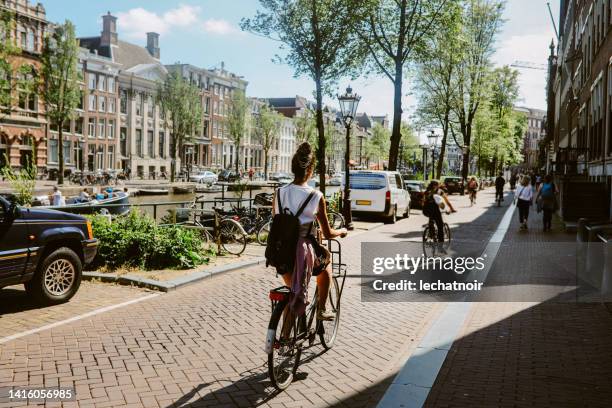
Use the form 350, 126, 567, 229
513, 173, 558, 231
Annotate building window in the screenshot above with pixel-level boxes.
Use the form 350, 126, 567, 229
98, 75, 106, 92
159, 131, 165, 158
88, 118, 96, 138
98, 118, 105, 138
26, 29, 34, 51
120, 127, 127, 157
98, 95, 106, 112
108, 97, 115, 113
88, 94, 96, 111
107, 76, 115, 93
96, 145, 104, 169
48, 139, 58, 162
120, 89, 128, 114
88, 74, 96, 90
107, 120, 115, 139
107, 146, 115, 169
147, 130, 154, 157
74, 117, 83, 135
136, 93, 143, 116
63, 141, 71, 164
147, 95, 154, 117
136, 129, 143, 156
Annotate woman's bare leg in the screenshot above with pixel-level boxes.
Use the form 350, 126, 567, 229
280, 273, 292, 338
317, 266, 331, 309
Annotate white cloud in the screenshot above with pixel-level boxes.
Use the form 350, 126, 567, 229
116, 4, 202, 40
493, 31, 556, 110
202, 19, 239, 35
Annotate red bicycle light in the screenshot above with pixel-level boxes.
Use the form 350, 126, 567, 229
269, 291, 288, 301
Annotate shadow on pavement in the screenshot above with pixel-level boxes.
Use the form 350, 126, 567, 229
0, 286, 47, 316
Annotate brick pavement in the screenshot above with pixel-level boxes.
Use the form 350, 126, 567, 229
0, 189, 507, 408
0, 282, 150, 339
424, 196, 612, 407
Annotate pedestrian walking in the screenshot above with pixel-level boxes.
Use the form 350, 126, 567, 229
536, 174, 558, 231
514, 175, 533, 230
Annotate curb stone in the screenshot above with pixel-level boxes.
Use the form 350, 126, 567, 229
83, 257, 266, 292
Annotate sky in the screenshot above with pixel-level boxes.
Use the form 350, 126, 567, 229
45, 0, 557, 124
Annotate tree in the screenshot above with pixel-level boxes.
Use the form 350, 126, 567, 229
359, 0, 451, 171
157, 71, 202, 182
242, 0, 369, 194
226, 89, 249, 172
399, 122, 420, 170
414, 2, 462, 179
257, 103, 282, 179
294, 108, 316, 144
451, 0, 505, 182
367, 123, 390, 168
41, 20, 81, 185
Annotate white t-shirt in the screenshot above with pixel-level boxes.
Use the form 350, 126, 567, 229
52, 191, 63, 206
275, 183, 323, 225
516, 185, 533, 201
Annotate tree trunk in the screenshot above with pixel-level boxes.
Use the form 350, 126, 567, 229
315, 76, 326, 195
264, 148, 268, 180
58, 124, 64, 185
170, 138, 176, 183
235, 142, 240, 173
461, 125, 471, 183
388, 64, 403, 171
436, 110, 450, 179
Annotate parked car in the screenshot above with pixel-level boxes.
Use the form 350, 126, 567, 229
189, 170, 218, 184
0, 195, 98, 304
405, 180, 426, 208
218, 170, 241, 182
347, 170, 411, 223
442, 176, 464, 194
329, 174, 343, 186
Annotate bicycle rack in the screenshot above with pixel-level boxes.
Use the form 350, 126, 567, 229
269, 285, 291, 313
326, 239, 348, 298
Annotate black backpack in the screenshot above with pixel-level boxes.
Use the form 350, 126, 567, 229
265, 190, 315, 274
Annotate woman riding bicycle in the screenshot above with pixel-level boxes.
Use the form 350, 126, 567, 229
273, 142, 347, 321
423, 180, 446, 244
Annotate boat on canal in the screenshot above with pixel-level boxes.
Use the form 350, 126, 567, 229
37, 191, 130, 216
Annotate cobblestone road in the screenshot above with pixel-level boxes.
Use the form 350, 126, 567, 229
0, 190, 506, 408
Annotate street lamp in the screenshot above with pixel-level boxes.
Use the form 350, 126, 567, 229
338, 85, 361, 231
428, 130, 439, 180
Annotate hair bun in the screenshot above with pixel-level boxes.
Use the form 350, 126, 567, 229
297, 142, 312, 155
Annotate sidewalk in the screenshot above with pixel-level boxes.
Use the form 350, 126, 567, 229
423, 205, 612, 407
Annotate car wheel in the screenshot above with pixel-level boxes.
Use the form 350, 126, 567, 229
25, 247, 82, 305
404, 203, 410, 218
385, 206, 397, 224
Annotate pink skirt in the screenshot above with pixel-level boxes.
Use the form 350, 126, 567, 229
289, 236, 315, 316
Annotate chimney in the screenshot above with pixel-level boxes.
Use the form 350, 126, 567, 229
146, 32, 160, 59
101, 12, 117, 47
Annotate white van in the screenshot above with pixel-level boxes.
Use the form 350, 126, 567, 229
347, 170, 411, 223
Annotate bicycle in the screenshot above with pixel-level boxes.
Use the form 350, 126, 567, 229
265, 239, 347, 390
183, 207, 247, 255
422, 216, 451, 257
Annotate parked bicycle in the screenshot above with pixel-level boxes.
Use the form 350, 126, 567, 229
182, 206, 247, 255
265, 239, 347, 390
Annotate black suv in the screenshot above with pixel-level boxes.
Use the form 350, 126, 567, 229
0, 195, 98, 304
218, 170, 241, 182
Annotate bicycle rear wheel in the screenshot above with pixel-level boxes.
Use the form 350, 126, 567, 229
422, 225, 436, 257
267, 302, 301, 390
319, 277, 341, 349
328, 211, 345, 229
257, 220, 271, 246
219, 219, 247, 255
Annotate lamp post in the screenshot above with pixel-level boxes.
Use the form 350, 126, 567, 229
428, 130, 439, 180
420, 144, 429, 180
338, 85, 361, 231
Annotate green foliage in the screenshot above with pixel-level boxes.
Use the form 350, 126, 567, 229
41, 20, 81, 185
365, 123, 390, 166
227, 90, 249, 171
88, 211, 211, 271
0, 154, 37, 205
256, 103, 282, 179
295, 108, 316, 143
157, 71, 203, 182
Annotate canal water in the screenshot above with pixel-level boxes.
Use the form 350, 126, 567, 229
129, 185, 341, 222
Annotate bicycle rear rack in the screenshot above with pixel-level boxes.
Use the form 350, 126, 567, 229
269, 286, 291, 312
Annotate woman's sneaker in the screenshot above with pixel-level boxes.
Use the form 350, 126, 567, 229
317, 308, 335, 321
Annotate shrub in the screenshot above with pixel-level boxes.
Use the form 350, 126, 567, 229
88, 211, 211, 271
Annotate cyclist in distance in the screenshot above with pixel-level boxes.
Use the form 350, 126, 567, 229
467, 177, 478, 205
423, 180, 447, 244
495, 173, 505, 203
273, 142, 347, 321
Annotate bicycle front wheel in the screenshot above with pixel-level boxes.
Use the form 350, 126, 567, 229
219, 219, 247, 255
257, 220, 271, 246
422, 225, 436, 257
319, 277, 341, 349
268, 302, 301, 391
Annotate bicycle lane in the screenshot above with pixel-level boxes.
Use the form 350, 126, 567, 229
0, 190, 504, 408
